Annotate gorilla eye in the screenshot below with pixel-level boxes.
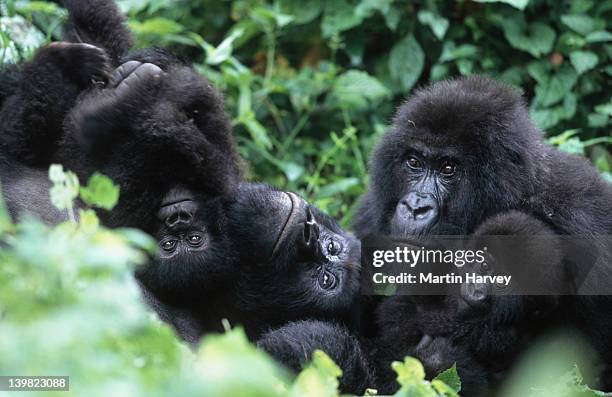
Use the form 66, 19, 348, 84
161, 239, 177, 252
327, 240, 342, 256
318, 269, 337, 290
188, 234, 202, 246
440, 162, 456, 176
406, 156, 422, 169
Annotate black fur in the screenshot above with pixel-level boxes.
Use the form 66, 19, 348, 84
352, 77, 612, 393
258, 320, 373, 395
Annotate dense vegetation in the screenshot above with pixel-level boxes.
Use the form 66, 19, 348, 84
2, 0, 611, 225
1, 0, 611, 395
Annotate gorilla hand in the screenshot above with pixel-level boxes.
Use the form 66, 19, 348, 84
66, 60, 164, 157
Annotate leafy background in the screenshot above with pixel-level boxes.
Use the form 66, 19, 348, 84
1, 0, 611, 227
1, 0, 612, 396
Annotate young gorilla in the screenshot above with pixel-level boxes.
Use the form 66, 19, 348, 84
226, 183, 369, 395
0, 0, 243, 342
1, 6, 366, 385
350, 77, 612, 392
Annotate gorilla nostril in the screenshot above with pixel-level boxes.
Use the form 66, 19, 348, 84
413, 205, 433, 219
165, 210, 193, 227
402, 192, 438, 221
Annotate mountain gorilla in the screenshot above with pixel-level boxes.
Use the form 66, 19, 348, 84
0, 4, 365, 380
0, 0, 242, 338
349, 76, 612, 393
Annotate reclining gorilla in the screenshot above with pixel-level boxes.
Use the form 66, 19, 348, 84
0, 3, 368, 392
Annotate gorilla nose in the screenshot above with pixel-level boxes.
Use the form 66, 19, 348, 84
461, 282, 489, 307
299, 208, 321, 258
165, 209, 193, 227
401, 192, 438, 221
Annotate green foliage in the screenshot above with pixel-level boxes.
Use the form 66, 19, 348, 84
2, 0, 611, 224
0, 164, 474, 395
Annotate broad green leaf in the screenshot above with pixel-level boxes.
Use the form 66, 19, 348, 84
389, 35, 425, 92
79, 173, 120, 210
473, 0, 529, 10
331, 70, 390, 109
433, 363, 461, 393
560, 14, 604, 36
501, 16, 555, 57
569, 51, 598, 74
418, 10, 449, 40
534, 66, 577, 107
586, 30, 612, 43
595, 101, 612, 116
321, 0, 364, 38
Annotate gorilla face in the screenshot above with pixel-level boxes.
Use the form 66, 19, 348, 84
389, 145, 460, 236
134, 186, 237, 304
354, 76, 542, 238
228, 183, 361, 320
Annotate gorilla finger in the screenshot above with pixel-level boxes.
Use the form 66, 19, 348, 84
108, 61, 142, 88
115, 63, 164, 98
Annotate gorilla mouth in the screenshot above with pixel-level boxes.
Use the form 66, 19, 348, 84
271, 191, 303, 256
160, 186, 196, 207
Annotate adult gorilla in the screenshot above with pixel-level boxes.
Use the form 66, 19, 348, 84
352, 76, 612, 393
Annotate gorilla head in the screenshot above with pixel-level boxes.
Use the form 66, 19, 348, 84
226, 183, 361, 333
57, 51, 243, 307
133, 186, 238, 304
354, 76, 542, 238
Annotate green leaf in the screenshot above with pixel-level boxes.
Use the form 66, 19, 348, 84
129, 17, 184, 36
389, 35, 425, 92
290, 350, 341, 397
433, 363, 461, 393
355, 0, 394, 19
331, 70, 390, 109
318, 178, 359, 197
79, 173, 120, 210
561, 14, 604, 36
48, 164, 79, 211
321, 0, 364, 38
417, 10, 449, 40
439, 42, 479, 62
277, 0, 323, 24
473, 0, 529, 10
569, 51, 598, 74
501, 16, 555, 57
204, 28, 244, 65
534, 66, 578, 107
77, 209, 100, 233
595, 101, 612, 116
239, 112, 273, 149
392, 357, 425, 386
586, 30, 612, 43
